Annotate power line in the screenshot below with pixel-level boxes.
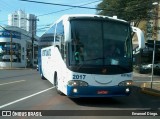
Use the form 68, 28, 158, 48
0, 0, 152, 23
18, 0, 100, 27
36, 0, 101, 32
1, 0, 156, 33
37, 0, 101, 17
20, 0, 155, 16
19, 0, 104, 10
0, 0, 100, 25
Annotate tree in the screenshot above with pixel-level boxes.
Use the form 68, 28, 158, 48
96, 0, 160, 27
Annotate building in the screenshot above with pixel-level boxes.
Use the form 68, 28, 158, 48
0, 25, 39, 68
133, 3, 160, 69
8, 10, 37, 36
146, 3, 160, 41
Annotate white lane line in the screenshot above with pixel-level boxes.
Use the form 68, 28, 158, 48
0, 87, 54, 109
0, 80, 26, 86
118, 108, 151, 110
112, 108, 152, 111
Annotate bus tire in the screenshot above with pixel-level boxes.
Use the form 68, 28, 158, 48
54, 74, 63, 95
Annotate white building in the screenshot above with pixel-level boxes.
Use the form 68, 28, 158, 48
0, 25, 39, 68
8, 10, 37, 36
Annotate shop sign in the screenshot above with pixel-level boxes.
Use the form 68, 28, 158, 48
0, 30, 21, 39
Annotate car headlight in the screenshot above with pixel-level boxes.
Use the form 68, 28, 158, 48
67, 80, 88, 87
118, 80, 132, 86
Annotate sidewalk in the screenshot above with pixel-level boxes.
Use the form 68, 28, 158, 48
140, 82, 160, 97
133, 72, 160, 97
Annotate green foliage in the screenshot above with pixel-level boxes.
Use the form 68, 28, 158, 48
96, 0, 160, 26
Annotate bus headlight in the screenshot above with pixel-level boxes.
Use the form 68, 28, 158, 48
118, 80, 132, 86
67, 80, 88, 87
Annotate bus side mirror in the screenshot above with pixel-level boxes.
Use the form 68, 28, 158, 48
132, 27, 145, 50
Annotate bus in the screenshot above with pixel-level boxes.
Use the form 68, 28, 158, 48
37, 33, 54, 72
39, 14, 145, 98
38, 33, 60, 73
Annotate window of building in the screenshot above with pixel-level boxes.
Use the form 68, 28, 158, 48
22, 47, 25, 53
22, 55, 24, 60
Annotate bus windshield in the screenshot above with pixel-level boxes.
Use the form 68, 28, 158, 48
69, 19, 132, 67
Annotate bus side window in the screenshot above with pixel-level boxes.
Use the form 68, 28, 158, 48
61, 43, 67, 62
55, 21, 65, 61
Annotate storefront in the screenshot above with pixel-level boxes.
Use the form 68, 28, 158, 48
0, 25, 39, 68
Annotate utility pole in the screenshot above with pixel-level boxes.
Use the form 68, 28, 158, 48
151, 2, 159, 89
25, 18, 38, 68
10, 31, 13, 68
31, 20, 34, 68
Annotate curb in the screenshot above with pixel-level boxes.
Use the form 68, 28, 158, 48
141, 88, 160, 97
140, 82, 160, 97
133, 72, 160, 78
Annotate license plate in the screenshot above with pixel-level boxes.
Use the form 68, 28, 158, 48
97, 90, 108, 94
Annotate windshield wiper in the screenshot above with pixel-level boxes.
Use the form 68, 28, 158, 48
112, 64, 129, 71
75, 57, 104, 70
84, 57, 105, 61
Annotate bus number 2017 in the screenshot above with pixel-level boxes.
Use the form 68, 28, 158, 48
73, 75, 86, 79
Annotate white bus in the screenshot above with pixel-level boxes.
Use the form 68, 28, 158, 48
40, 14, 145, 98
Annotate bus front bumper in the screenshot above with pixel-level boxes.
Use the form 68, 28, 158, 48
67, 85, 132, 98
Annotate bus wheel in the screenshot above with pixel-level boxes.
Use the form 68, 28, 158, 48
54, 76, 63, 95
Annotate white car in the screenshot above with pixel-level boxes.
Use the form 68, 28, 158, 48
142, 63, 160, 69
2, 55, 17, 61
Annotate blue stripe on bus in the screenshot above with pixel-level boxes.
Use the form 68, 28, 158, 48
67, 86, 131, 98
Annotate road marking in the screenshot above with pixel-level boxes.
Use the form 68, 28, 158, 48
0, 80, 26, 86
0, 87, 54, 109
117, 108, 151, 110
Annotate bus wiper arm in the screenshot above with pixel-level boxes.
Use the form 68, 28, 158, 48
76, 63, 84, 70
75, 57, 104, 70
114, 65, 129, 71
84, 57, 105, 61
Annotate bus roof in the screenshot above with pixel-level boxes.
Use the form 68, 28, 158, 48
55, 14, 127, 23
41, 14, 128, 37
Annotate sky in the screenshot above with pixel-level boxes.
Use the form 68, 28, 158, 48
0, 0, 101, 36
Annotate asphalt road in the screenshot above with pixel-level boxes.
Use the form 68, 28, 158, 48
0, 69, 159, 119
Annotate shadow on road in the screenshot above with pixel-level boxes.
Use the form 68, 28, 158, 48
70, 86, 160, 110
0, 72, 38, 80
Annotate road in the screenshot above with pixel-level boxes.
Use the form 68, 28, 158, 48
0, 69, 159, 119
